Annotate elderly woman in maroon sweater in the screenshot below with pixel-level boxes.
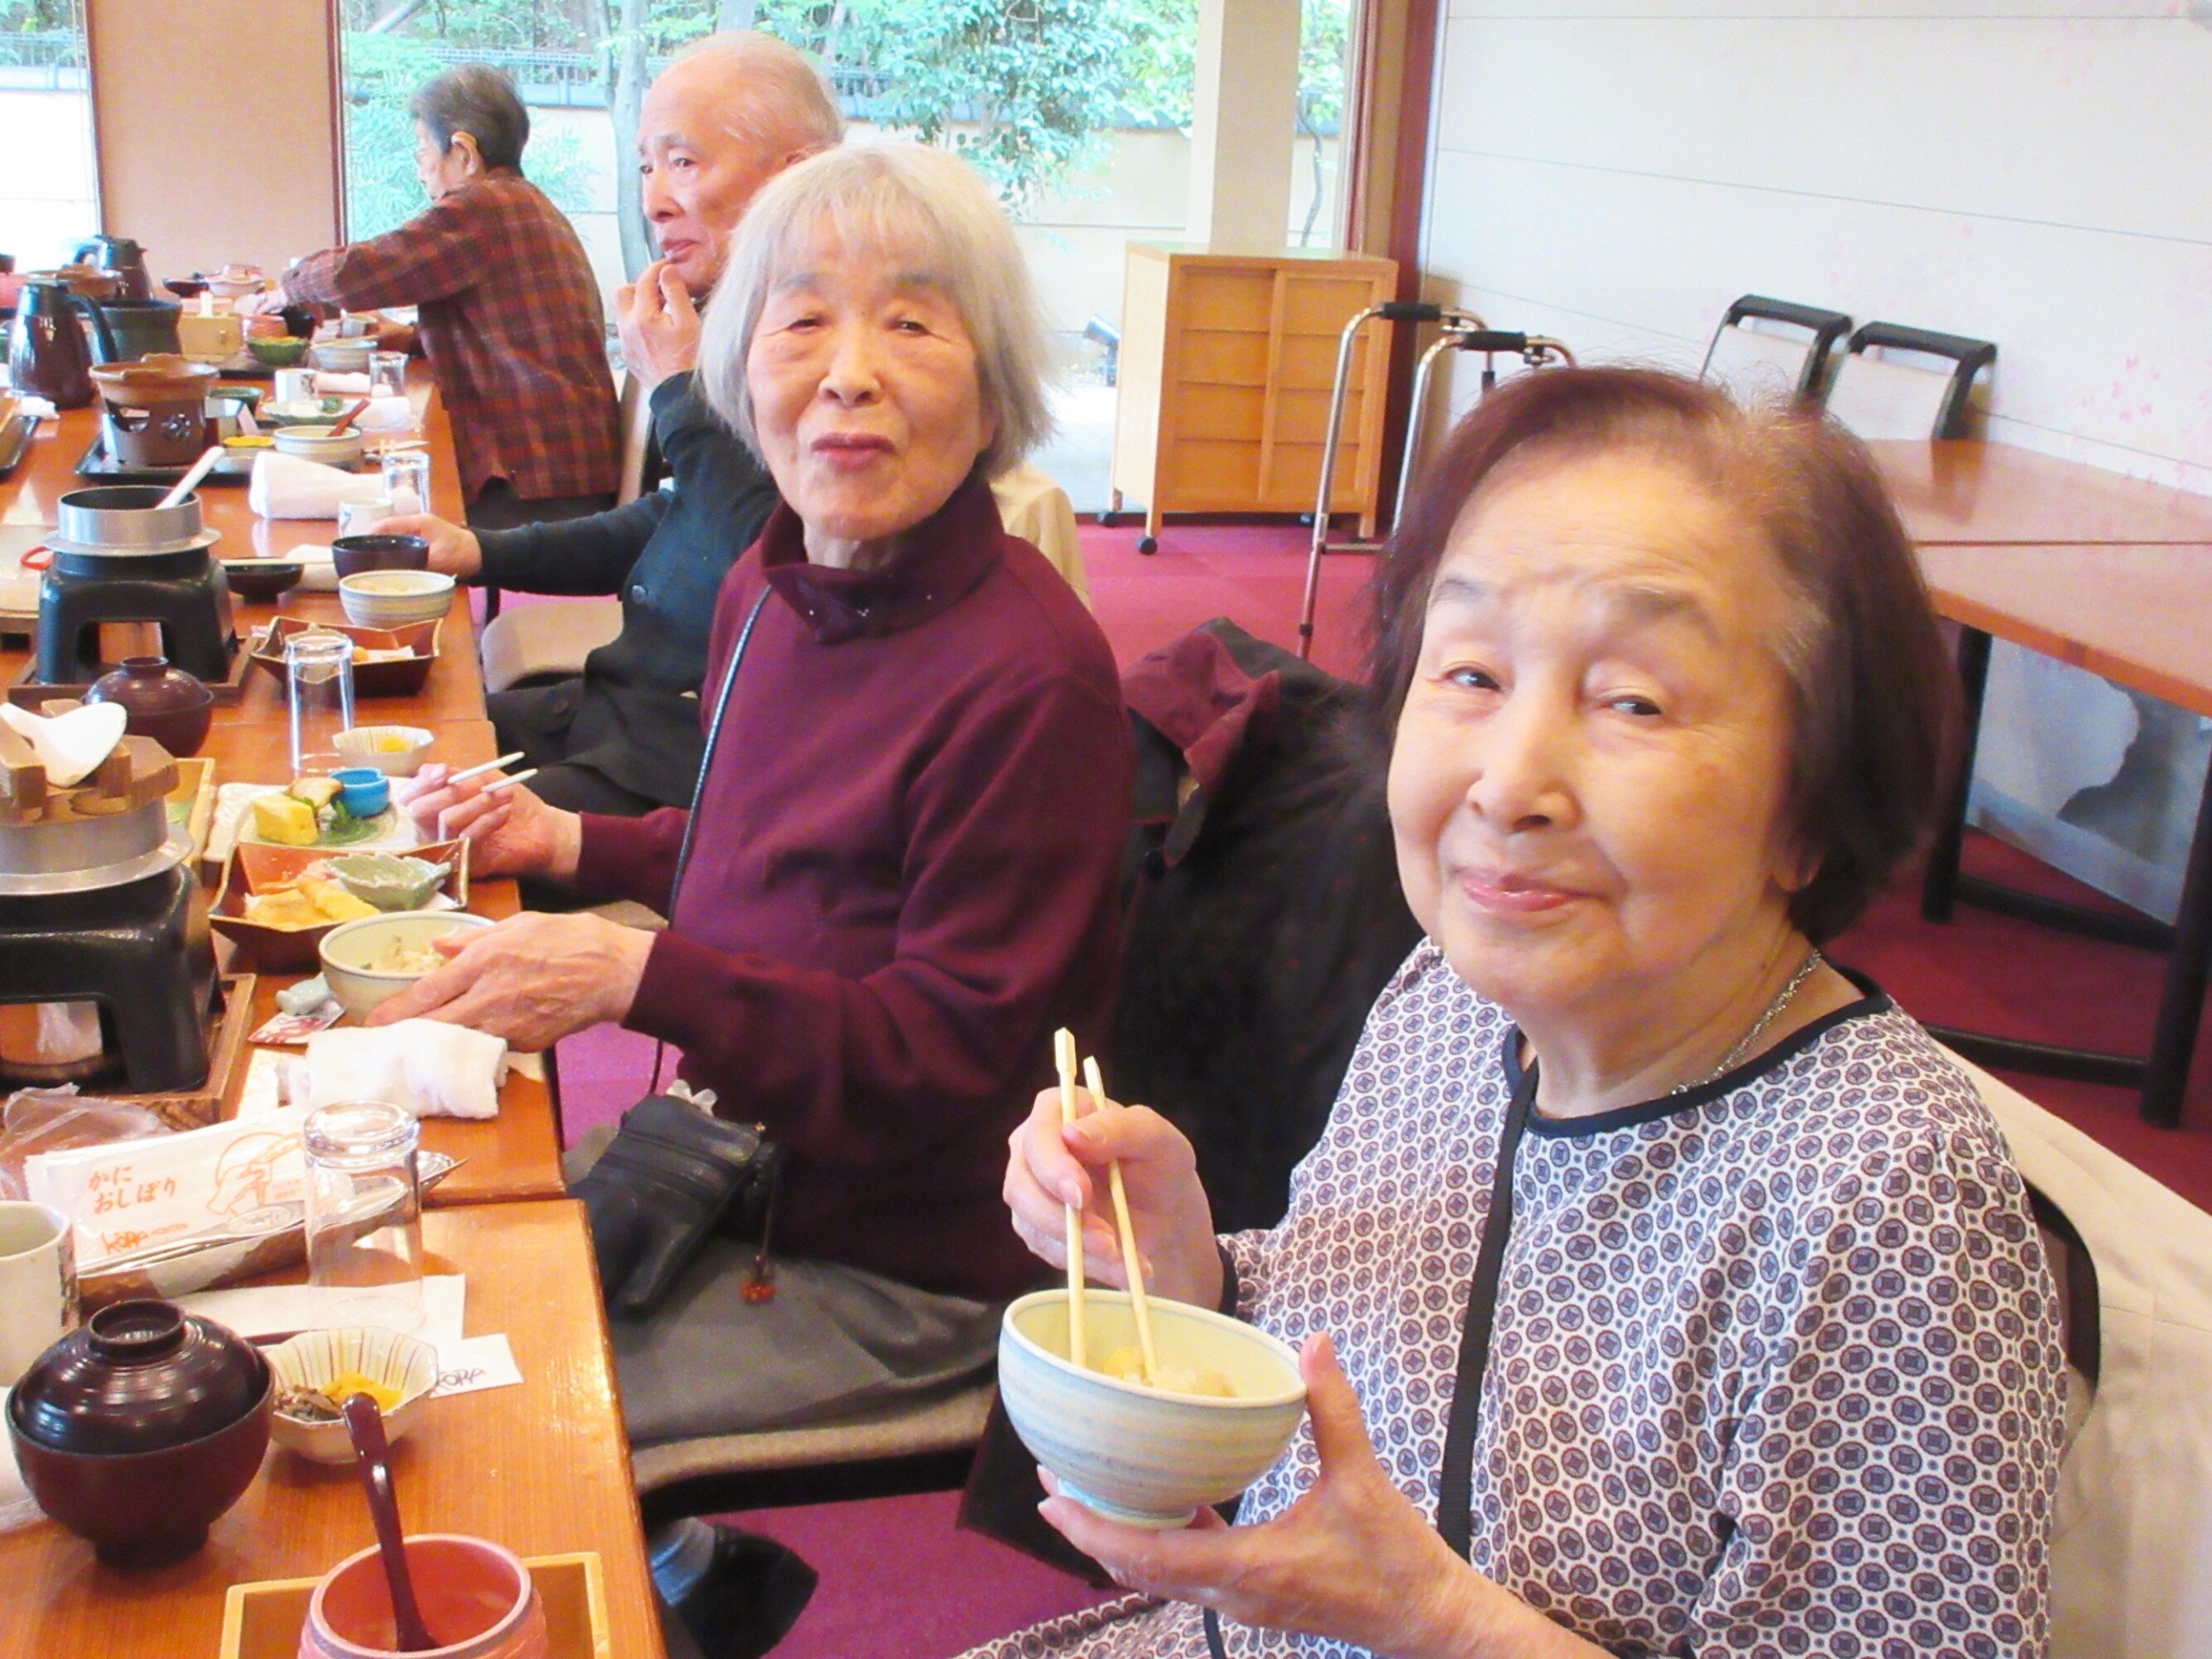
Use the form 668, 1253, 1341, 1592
378, 145, 1129, 1450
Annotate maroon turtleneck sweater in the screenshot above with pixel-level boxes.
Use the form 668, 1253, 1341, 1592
573, 474, 1130, 1300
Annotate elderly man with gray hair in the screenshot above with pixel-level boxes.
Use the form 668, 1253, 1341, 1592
381, 33, 844, 817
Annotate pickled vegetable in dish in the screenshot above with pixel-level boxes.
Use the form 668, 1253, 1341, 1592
275, 1371, 403, 1421
1096, 1344, 1236, 1398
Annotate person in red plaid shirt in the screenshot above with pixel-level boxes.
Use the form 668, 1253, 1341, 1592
263, 64, 620, 529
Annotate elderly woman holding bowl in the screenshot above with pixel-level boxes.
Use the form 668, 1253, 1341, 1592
982, 370, 2065, 1659
376, 143, 1129, 1445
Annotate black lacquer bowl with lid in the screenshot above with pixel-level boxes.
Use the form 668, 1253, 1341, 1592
7, 1298, 273, 1566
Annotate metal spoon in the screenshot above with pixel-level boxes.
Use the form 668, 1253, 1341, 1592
342, 1391, 436, 1653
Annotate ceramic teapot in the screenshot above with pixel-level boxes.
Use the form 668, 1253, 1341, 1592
72, 235, 151, 300
7, 277, 117, 408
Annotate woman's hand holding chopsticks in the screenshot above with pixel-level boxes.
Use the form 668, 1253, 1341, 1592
1003, 1079, 1224, 1312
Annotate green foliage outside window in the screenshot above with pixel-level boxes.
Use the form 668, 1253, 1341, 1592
342, 29, 599, 241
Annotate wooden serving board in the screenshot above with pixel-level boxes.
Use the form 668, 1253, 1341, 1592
219, 1553, 611, 1659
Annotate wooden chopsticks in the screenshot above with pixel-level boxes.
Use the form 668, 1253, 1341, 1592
1053, 1028, 1088, 1368
1053, 1027, 1160, 1386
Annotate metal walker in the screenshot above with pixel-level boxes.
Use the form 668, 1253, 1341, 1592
1298, 305, 1574, 658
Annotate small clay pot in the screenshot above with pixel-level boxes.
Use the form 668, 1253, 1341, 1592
8, 1299, 273, 1567
86, 655, 215, 757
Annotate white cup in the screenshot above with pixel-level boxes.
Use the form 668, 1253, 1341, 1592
338, 495, 395, 540
0, 1201, 73, 1386
274, 366, 315, 404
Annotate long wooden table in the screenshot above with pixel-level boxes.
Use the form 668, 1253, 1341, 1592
0, 382, 663, 1656
0, 1202, 660, 1659
1916, 543, 2212, 1127
1870, 440, 2212, 546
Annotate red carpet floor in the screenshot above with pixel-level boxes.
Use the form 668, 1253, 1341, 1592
550, 517, 2212, 1655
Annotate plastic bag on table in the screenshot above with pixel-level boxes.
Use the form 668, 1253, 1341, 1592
0, 1086, 172, 1202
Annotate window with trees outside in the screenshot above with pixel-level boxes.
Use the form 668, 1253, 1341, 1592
336, 0, 1355, 510
0, 0, 97, 269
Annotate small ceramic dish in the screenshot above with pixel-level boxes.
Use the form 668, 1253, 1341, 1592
266, 1326, 440, 1465
219, 557, 303, 603
247, 335, 309, 368
340, 569, 454, 631
326, 848, 461, 912
333, 723, 435, 776
998, 1289, 1307, 1529
329, 766, 391, 819
321, 910, 495, 1018
272, 423, 367, 469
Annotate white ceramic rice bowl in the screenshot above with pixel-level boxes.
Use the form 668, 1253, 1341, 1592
268, 1325, 440, 1464
999, 1288, 1306, 1529
320, 910, 494, 1018
270, 423, 368, 469
340, 569, 454, 630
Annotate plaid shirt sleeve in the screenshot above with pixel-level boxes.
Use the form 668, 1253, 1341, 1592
283, 192, 484, 313
282, 177, 620, 505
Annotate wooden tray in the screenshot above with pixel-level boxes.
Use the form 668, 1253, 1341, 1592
219, 1552, 611, 1659
121, 970, 259, 1131
10, 640, 257, 707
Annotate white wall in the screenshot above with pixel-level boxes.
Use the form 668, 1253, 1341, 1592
1419, 2, 2212, 493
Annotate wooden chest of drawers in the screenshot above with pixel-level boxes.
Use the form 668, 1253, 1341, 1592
1109, 244, 1400, 546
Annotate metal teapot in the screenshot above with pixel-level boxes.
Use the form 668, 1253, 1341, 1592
71, 236, 151, 301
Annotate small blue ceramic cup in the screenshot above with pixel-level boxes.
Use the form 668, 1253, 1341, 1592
330, 766, 391, 819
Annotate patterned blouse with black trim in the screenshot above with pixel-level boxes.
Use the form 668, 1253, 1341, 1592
966, 942, 2066, 1659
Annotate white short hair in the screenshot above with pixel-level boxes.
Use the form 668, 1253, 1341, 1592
698, 143, 1052, 480
671, 31, 844, 156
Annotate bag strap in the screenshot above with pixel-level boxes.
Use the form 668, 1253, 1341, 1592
1205, 1049, 1537, 1654
650, 585, 773, 1095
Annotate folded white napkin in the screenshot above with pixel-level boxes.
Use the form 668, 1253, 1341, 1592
0, 701, 124, 786
352, 395, 414, 434
250, 451, 385, 521
302, 1020, 508, 1121
311, 372, 373, 395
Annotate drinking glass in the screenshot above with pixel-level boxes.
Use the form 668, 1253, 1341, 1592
286, 628, 355, 778
369, 351, 409, 403
381, 448, 432, 517
302, 1101, 423, 1332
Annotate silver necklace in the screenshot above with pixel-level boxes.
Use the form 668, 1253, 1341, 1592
1671, 949, 1825, 1094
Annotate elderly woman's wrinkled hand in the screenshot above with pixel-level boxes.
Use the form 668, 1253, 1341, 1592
363, 910, 653, 1048
1039, 1334, 1581, 1659
1004, 1085, 1221, 1309
394, 764, 578, 881
617, 258, 702, 391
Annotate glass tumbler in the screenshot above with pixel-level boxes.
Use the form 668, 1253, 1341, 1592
381, 448, 432, 517
369, 350, 409, 403
302, 1101, 424, 1332
286, 628, 356, 778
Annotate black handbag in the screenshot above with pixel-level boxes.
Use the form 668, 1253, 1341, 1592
574, 1091, 786, 1319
